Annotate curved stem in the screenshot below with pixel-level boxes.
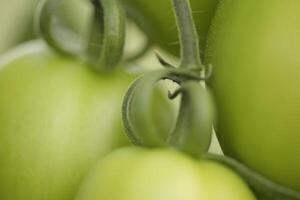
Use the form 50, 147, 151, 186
36, 0, 81, 57
122, 69, 214, 157
86, 0, 126, 71
171, 0, 203, 70
168, 81, 214, 158
35, 0, 125, 71
207, 154, 300, 200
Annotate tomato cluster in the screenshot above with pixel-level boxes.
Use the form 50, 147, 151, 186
0, 0, 299, 200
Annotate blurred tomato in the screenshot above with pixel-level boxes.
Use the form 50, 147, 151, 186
206, 0, 300, 191
75, 147, 256, 200
0, 40, 174, 200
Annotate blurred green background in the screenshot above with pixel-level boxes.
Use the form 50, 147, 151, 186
0, 0, 91, 54
0, 0, 38, 53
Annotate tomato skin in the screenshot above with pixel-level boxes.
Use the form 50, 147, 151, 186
206, 0, 300, 191
75, 147, 256, 200
120, 0, 218, 56
0, 41, 174, 200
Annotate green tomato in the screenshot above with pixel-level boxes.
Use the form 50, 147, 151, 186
206, 0, 300, 191
120, 0, 218, 56
0, 41, 174, 200
75, 147, 256, 200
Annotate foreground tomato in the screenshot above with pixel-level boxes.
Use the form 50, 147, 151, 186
120, 0, 218, 56
75, 147, 256, 200
206, 0, 300, 191
0, 41, 174, 200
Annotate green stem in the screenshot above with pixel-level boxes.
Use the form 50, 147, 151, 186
122, 69, 214, 157
35, 0, 125, 71
36, 0, 81, 57
86, 0, 126, 71
207, 154, 300, 200
171, 0, 202, 70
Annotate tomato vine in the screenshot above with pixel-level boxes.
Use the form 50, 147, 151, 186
36, 0, 125, 71
122, 0, 213, 157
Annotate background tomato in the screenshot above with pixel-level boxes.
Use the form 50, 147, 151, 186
0, 0, 91, 54
120, 0, 218, 56
0, 41, 175, 200
206, 0, 300, 191
75, 147, 255, 200
0, 0, 38, 53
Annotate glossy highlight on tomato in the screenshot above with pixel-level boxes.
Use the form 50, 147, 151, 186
120, 0, 218, 56
75, 147, 256, 200
0, 41, 174, 200
206, 0, 300, 191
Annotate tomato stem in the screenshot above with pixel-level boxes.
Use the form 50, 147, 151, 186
171, 0, 203, 71
206, 154, 300, 200
85, 0, 125, 71
35, 0, 125, 72
122, 69, 214, 158
35, 0, 82, 58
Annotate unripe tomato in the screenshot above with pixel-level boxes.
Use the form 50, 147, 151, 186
0, 41, 174, 200
206, 0, 300, 191
120, 0, 218, 56
75, 147, 256, 200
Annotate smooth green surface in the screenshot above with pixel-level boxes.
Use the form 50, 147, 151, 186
0, 41, 132, 200
75, 147, 256, 200
206, 0, 300, 191
121, 0, 218, 56
0, 41, 174, 200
